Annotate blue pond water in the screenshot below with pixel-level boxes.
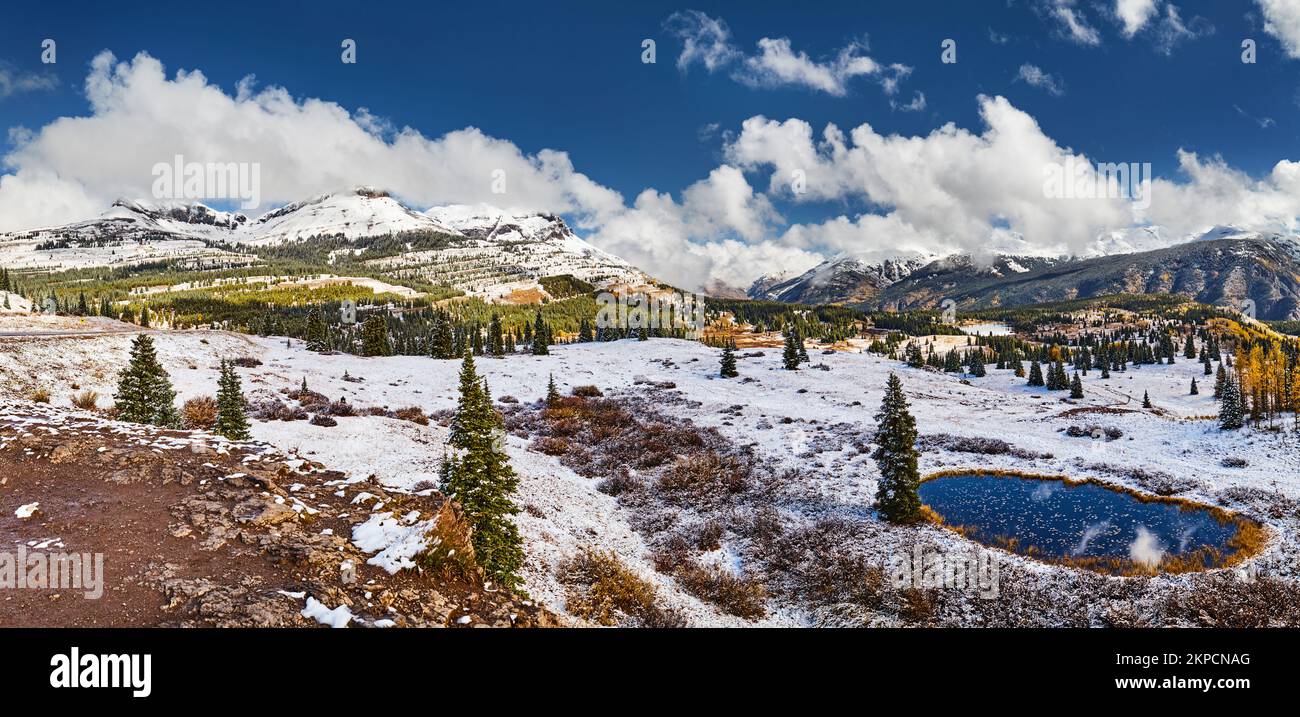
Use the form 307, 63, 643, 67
918, 474, 1241, 568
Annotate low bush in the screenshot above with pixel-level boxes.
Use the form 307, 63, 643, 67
29, 387, 50, 403
559, 548, 685, 628
393, 406, 429, 425
182, 396, 218, 430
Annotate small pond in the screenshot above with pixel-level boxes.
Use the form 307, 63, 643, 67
918, 473, 1258, 573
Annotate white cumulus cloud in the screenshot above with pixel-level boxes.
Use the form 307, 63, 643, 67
1258, 0, 1300, 58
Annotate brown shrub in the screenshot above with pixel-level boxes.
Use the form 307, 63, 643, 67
559, 548, 685, 628
673, 561, 767, 620
1165, 574, 1300, 627
182, 396, 218, 430
657, 451, 751, 504
533, 436, 569, 456
897, 588, 938, 625
327, 399, 355, 417
392, 406, 429, 425
596, 467, 640, 496
571, 385, 603, 397
71, 390, 99, 410
417, 503, 477, 581
29, 387, 51, 403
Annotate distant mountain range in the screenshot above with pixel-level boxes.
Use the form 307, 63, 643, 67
5, 189, 1300, 318
746, 231, 1300, 320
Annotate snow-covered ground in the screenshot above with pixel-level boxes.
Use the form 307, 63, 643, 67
2, 320, 1295, 625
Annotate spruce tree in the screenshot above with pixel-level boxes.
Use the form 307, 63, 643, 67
361, 314, 390, 356
873, 373, 921, 523
1219, 374, 1244, 430
1214, 363, 1228, 398
442, 350, 524, 590
546, 373, 560, 404
1142, 390, 1152, 409
1189, 377, 1199, 395
720, 340, 738, 378
783, 330, 800, 370
796, 331, 809, 363
1027, 361, 1044, 387
487, 314, 504, 356
215, 359, 251, 441
305, 308, 327, 352
1070, 371, 1084, 398
531, 310, 549, 355
114, 334, 180, 427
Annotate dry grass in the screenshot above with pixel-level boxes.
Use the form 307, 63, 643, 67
1165, 573, 1300, 627
70, 390, 99, 410
671, 560, 767, 620
559, 548, 684, 627
417, 502, 478, 582
28, 387, 50, 403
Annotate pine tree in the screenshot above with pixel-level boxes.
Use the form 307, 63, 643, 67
873, 373, 921, 524
1027, 361, 1044, 387
1070, 371, 1084, 398
215, 359, 251, 441
305, 308, 327, 352
1190, 377, 1199, 395
1184, 334, 1196, 359
1214, 362, 1227, 398
361, 314, 390, 356
546, 373, 561, 404
487, 314, 504, 356
796, 331, 809, 363
1142, 390, 1152, 409
531, 311, 549, 355
114, 334, 180, 427
782, 330, 800, 370
1219, 374, 1244, 430
720, 340, 738, 378
442, 350, 524, 589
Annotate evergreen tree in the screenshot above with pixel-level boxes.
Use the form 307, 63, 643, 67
1190, 377, 1199, 395
114, 334, 180, 427
1142, 390, 1152, 409
720, 340, 739, 378
305, 308, 327, 352
487, 313, 504, 356
1184, 334, 1196, 359
139, 305, 150, 327
531, 311, 549, 355
215, 359, 251, 441
546, 373, 560, 404
1027, 360, 1044, 387
441, 350, 524, 590
796, 331, 809, 363
1219, 374, 1244, 430
1070, 371, 1084, 398
361, 314, 390, 356
873, 373, 921, 523
1214, 363, 1228, 399
783, 330, 800, 370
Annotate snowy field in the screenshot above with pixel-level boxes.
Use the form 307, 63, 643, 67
2, 319, 1296, 625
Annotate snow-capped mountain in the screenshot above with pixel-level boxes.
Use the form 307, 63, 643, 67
244, 187, 460, 245
747, 255, 934, 305
0, 188, 656, 299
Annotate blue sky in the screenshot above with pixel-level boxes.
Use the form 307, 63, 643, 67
2, 0, 1300, 289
